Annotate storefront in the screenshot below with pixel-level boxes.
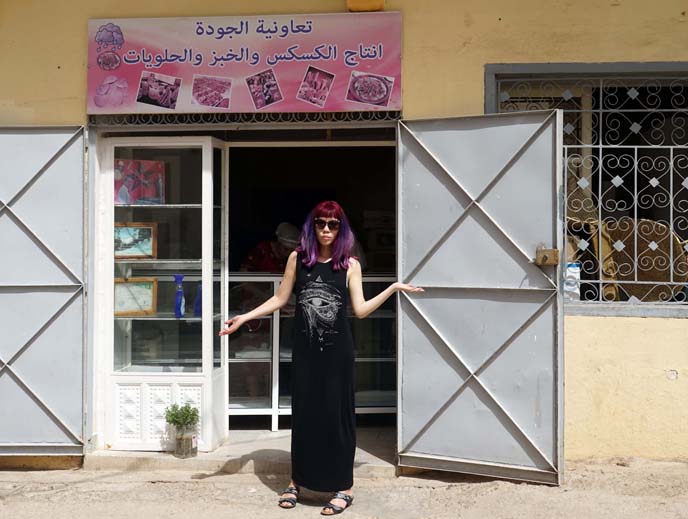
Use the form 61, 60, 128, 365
67, 11, 404, 454
38, 10, 565, 484
95, 132, 400, 449
3, 0, 687, 481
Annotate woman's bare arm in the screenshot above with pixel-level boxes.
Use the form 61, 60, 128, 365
347, 258, 423, 319
218, 250, 298, 336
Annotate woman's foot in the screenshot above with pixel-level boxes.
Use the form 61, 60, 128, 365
278, 481, 300, 509
321, 490, 354, 515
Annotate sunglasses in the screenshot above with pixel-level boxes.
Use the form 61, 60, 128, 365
314, 218, 340, 231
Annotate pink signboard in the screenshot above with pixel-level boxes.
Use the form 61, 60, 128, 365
87, 12, 401, 114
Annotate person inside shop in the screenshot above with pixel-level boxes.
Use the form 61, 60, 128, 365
240, 222, 301, 273
219, 201, 422, 515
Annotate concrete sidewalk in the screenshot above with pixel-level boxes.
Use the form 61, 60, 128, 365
1, 459, 687, 518
84, 426, 396, 477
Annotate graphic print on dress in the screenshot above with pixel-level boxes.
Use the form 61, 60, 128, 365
298, 275, 342, 345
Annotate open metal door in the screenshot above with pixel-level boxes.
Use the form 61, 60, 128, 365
397, 110, 563, 485
0, 127, 85, 455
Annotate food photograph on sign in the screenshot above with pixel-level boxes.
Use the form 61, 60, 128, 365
191, 74, 233, 109
345, 71, 395, 107
245, 69, 284, 110
94, 75, 129, 108
137, 71, 182, 110
296, 66, 335, 108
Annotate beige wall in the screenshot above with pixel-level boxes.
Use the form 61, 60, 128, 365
565, 315, 688, 459
1, 0, 687, 459
3, 0, 688, 124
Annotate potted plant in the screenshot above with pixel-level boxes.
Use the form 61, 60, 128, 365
164, 403, 199, 458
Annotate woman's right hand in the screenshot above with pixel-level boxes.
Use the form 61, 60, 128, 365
392, 282, 424, 294
218, 315, 246, 337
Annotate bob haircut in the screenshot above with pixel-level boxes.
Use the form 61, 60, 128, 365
297, 200, 355, 271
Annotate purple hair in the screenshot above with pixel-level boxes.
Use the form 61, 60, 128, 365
297, 201, 355, 271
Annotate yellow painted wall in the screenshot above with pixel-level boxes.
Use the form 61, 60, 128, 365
3, 0, 688, 124
1, 0, 687, 459
565, 315, 688, 460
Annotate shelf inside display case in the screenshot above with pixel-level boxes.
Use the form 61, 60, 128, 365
228, 360, 271, 409
277, 391, 397, 409
355, 390, 397, 407
275, 353, 396, 410
114, 259, 221, 271
115, 259, 201, 265
115, 204, 221, 209
277, 310, 396, 362
228, 397, 272, 410
115, 365, 202, 374
222, 280, 398, 410
114, 208, 221, 262
278, 356, 396, 363
227, 314, 273, 361
112, 145, 223, 377
115, 312, 222, 321
224, 277, 398, 413
115, 204, 203, 209
114, 318, 206, 372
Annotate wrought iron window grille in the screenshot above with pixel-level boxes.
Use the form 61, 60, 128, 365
498, 78, 688, 304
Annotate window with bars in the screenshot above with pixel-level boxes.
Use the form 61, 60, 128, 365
498, 78, 688, 304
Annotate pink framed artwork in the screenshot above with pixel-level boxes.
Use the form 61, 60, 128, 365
114, 159, 166, 205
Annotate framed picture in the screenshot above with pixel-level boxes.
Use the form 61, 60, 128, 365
115, 222, 158, 259
114, 159, 166, 205
115, 277, 158, 316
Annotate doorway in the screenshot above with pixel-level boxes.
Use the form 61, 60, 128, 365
225, 141, 398, 431
95, 126, 401, 450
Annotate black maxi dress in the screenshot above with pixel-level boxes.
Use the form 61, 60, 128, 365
290, 254, 356, 492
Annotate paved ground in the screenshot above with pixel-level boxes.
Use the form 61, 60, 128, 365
83, 427, 396, 476
1, 458, 687, 518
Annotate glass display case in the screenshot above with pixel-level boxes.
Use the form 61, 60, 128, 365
103, 137, 226, 451
113, 146, 220, 372
102, 137, 397, 443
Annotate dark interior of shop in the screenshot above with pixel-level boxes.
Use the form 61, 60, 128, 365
228, 146, 397, 274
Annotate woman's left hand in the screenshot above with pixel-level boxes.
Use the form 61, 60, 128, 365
393, 282, 424, 293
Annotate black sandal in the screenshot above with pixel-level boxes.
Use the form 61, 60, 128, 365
321, 491, 354, 515
278, 486, 300, 509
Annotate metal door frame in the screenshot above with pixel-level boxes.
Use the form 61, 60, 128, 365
396, 110, 564, 485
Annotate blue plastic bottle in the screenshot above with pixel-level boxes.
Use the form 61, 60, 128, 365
173, 274, 185, 318
193, 281, 202, 317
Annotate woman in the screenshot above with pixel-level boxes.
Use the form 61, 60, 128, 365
219, 201, 422, 515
